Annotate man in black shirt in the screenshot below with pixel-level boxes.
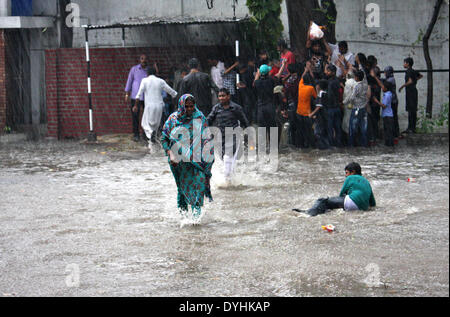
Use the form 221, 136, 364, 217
254, 64, 277, 150
306, 38, 328, 80
399, 57, 423, 134
367, 66, 382, 145
325, 64, 343, 147
208, 88, 249, 182
178, 58, 219, 117
237, 63, 256, 125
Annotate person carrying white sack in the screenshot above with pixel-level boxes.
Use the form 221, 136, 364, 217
207, 88, 249, 182
135, 67, 178, 150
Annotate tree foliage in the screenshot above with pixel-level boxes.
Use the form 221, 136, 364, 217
244, 0, 284, 57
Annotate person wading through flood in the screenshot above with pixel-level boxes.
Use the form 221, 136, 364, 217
293, 162, 376, 216
161, 94, 215, 222
135, 67, 177, 151
207, 88, 249, 183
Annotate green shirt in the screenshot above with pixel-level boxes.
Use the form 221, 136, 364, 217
339, 175, 376, 211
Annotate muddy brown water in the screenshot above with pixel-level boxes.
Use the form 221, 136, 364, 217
0, 138, 448, 297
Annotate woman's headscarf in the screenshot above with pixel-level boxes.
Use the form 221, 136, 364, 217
176, 94, 202, 123
162, 94, 214, 173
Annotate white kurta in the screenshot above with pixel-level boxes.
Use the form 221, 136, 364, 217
329, 43, 355, 79
342, 77, 358, 134
211, 61, 225, 89
136, 75, 178, 139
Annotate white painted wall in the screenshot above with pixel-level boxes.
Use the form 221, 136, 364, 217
335, 0, 449, 131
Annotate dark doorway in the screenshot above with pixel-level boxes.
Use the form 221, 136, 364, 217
5, 29, 31, 129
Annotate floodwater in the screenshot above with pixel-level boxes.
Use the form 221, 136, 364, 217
0, 136, 448, 297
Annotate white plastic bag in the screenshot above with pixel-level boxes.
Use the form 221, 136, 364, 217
309, 22, 324, 40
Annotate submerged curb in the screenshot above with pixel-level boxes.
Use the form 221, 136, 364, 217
406, 133, 449, 146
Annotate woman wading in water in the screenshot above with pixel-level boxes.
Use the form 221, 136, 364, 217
161, 94, 215, 221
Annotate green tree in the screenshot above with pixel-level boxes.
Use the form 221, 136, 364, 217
245, 0, 284, 57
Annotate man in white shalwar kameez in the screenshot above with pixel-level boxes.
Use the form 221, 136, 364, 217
135, 67, 178, 150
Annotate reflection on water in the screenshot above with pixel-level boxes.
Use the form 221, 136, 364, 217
0, 140, 448, 297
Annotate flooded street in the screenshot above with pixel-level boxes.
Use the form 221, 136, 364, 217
0, 137, 448, 297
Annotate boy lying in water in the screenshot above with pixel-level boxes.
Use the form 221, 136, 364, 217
293, 162, 376, 216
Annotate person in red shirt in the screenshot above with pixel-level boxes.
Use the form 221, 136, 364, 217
276, 39, 296, 79
269, 59, 281, 79
296, 62, 317, 148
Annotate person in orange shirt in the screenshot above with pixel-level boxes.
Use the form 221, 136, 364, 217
296, 62, 317, 148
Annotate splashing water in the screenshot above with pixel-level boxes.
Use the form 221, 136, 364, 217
0, 140, 448, 296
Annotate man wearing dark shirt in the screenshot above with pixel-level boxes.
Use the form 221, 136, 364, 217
399, 57, 423, 134
236, 63, 256, 125
178, 58, 219, 117
306, 38, 328, 81
367, 66, 382, 145
284, 63, 301, 147
325, 65, 343, 147
254, 65, 277, 148
207, 88, 249, 181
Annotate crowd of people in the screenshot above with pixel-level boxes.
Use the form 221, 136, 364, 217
125, 34, 422, 153
123, 25, 422, 217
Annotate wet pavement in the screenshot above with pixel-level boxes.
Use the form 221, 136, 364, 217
0, 134, 448, 297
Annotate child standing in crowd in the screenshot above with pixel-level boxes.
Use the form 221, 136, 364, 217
373, 66, 400, 144
383, 66, 400, 141
379, 81, 395, 147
